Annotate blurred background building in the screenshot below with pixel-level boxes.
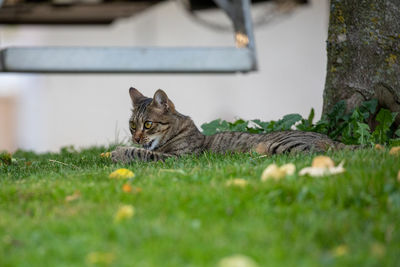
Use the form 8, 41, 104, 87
0, 0, 328, 152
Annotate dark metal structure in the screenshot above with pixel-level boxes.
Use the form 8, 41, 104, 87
0, 0, 262, 73
0, 0, 163, 25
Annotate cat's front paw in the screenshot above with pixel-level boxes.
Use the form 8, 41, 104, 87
111, 146, 130, 163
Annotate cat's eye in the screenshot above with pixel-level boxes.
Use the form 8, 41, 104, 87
130, 122, 136, 130
144, 121, 153, 129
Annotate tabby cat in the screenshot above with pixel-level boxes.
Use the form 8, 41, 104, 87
111, 88, 346, 163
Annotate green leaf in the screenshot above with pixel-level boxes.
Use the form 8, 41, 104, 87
0, 151, 13, 165
251, 119, 267, 132
265, 121, 276, 132
201, 119, 229, 135
350, 109, 363, 122
313, 119, 329, 134
229, 119, 248, 132
307, 108, 315, 125
341, 124, 354, 144
395, 128, 400, 137
359, 99, 378, 119
201, 119, 220, 135
200, 104, 399, 146
246, 127, 263, 134
323, 101, 350, 139
372, 109, 397, 144
327, 100, 346, 122
276, 114, 302, 131
355, 122, 371, 145
342, 109, 366, 144
252, 119, 275, 133
389, 138, 400, 146
229, 119, 246, 127
296, 121, 310, 131
296, 109, 315, 132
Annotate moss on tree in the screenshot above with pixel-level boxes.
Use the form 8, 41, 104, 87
323, 0, 400, 126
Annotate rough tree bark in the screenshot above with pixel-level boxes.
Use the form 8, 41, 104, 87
323, 0, 400, 126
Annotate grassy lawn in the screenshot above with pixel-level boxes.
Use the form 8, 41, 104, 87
1, 147, 400, 266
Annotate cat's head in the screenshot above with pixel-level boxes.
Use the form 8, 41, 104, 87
128, 87, 183, 150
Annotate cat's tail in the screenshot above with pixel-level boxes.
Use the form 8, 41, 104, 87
257, 131, 358, 155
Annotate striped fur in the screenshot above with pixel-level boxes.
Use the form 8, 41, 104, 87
111, 88, 346, 163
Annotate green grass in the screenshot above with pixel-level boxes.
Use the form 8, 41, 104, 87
1, 147, 400, 267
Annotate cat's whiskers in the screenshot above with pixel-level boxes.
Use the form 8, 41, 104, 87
148, 136, 161, 150
141, 135, 161, 151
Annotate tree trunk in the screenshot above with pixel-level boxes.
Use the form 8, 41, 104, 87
323, 0, 400, 125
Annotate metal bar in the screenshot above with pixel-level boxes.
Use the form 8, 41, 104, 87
0, 46, 255, 73
212, 0, 234, 19
232, 0, 257, 69
242, 0, 256, 52
0, 2, 161, 25
0, 0, 257, 73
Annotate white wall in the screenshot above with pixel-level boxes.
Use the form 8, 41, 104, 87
0, 0, 329, 152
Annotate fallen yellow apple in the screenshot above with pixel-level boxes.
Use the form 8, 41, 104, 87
261, 163, 296, 181
226, 178, 248, 188
299, 156, 345, 177
375, 144, 384, 150
100, 152, 111, 158
332, 244, 348, 257
370, 242, 386, 258
114, 205, 135, 223
389, 146, 400, 156
218, 254, 258, 267
86, 252, 115, 265
312, 155, 335, 168
65, 191, 81, 202
109, 168, 135, 179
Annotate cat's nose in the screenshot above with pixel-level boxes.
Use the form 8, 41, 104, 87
134, 137, 140, 143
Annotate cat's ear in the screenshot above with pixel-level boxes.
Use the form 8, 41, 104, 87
151, 89, 175, 112
129, 87, 145, 106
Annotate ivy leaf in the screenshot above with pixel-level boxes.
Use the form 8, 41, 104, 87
359, 99, 378, 120
229, 119, 246, 127
229, 119, 248, 132
252, 119, 275, 133
252, 119, 267, 129
200, 101, 396, 146
372, 109, 397, 144
246, 120, 265, 134
201, 119, 229, 135
201, 119, 220, 135
250, 119, 267, 133
276, 114, 302, 130
266, 121, 277, 132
